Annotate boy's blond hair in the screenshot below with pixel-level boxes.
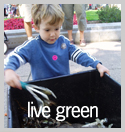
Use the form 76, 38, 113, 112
31, 4, 64, 29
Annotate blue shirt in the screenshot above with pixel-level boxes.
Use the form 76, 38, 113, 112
4, 35, 100, 80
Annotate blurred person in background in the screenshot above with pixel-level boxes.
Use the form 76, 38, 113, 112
19, 4, 33, 40
4, 4, 8, 17
62, 4, 87, 46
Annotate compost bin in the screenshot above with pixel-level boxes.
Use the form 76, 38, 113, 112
7, 69, 121, 128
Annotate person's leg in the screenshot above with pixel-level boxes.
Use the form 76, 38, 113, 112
79, 30, 86, 46
74, 4, 87, 46
80, 30, 84, 41
67, 30, 73, 43
24, 22, 32, 38
16, 6, 20, 16
62, 4, 74, 43
19, 4, 33, 40
13, 7, 16, 16
4, 8, 8, 17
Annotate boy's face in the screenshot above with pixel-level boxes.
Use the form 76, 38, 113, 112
34, 17, 61, 44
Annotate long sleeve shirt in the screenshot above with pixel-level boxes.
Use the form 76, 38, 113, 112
4, 35, 101, 80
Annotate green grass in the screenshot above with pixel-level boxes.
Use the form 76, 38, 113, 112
86, 10, 99, 21
4, 16, 22, 20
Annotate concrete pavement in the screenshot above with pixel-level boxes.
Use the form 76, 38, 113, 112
5, 22, 121, 48
4, 41, 121, 128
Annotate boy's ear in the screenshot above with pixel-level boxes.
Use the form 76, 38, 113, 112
33, 24, 39, 32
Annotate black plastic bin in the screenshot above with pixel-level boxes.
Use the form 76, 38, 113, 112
7, 69, 121, 128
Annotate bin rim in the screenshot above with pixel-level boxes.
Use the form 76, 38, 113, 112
26, 69, 121, 87
27, 69, 98, 84
7, 86, 12, 128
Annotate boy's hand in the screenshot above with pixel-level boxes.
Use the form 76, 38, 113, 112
96, 63, 110, 77
4, 69, 22, 90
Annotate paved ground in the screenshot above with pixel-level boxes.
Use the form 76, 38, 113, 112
4, 41, 121, 128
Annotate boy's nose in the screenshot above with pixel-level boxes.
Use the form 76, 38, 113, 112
50, 32, 55, 36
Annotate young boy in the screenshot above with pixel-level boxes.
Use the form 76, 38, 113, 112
4, 4, 110, 90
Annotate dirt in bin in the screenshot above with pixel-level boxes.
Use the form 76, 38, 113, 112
14, 103, 75, 128
16, 107, 112, 128
14, 96, 119, 128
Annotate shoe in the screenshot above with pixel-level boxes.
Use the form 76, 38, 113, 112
70, 39, 74, 44
28, 37, 33, 40
80, 40, 86, 47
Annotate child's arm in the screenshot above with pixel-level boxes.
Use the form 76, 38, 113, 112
4, 41, 33, 90
67, 41, 110, 77
96, 63, 110, 77
4, 69, 22, 90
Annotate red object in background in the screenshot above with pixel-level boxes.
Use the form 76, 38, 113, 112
4, 18, 24, 30
4, 15, 87, 30
95, 7, 97, 10
4, 18, 35, 30
73, 14, 88, 25
73, 14, 77, 25
4, 113, 7, 116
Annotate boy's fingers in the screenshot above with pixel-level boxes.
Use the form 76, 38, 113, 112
11, 81, 21, 90
100, 70, 110, 78
15, 80, 22, 90
100, 72, 104, 77
104, 70, 110, 76
106, 70, 110, 76
16, 82, 22, 90
15, 75, 22, 90
11, 78, 22, 90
